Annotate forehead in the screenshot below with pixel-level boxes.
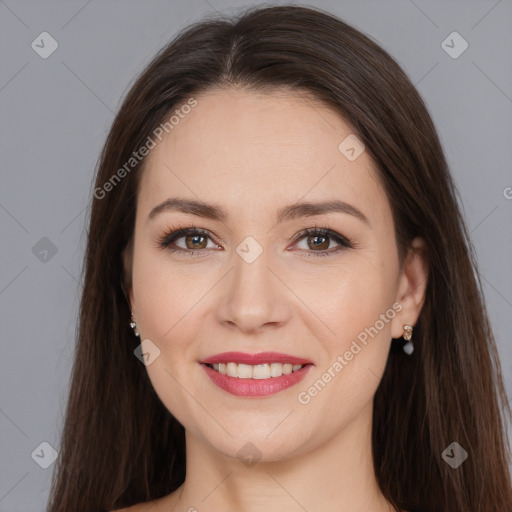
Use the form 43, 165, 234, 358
138, 88, 389, 227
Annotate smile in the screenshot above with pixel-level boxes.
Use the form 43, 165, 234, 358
206, 362, 305, 379
200, 362, 313, 397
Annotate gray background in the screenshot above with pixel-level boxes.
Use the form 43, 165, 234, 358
1, 0, 511, 510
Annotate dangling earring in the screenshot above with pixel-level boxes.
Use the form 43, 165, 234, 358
402, 324, 413, 355
129, 312, 140, 337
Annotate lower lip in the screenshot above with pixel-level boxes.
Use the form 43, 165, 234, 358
200, 363, 314, 397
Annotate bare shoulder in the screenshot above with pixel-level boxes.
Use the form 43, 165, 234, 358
110, 504, 148, 512
111, 493, 177, 512
111, 499, 166, 512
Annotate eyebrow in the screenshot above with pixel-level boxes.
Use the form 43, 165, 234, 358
148, 197, 370, 226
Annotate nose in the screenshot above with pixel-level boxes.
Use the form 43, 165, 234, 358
214, 246, 292, 334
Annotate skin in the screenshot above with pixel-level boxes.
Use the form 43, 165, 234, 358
119, 87, 428, 512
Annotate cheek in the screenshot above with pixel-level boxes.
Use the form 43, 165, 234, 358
132, 250, 208, 426
295, 251, 396, 344
294, 268, 396, 425
298, 253, 397, 390
132, 234, 202, 335
343, 259, 395, 335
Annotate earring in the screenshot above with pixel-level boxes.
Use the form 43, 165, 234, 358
402, 324, 414, 355
129, 312, 140, 337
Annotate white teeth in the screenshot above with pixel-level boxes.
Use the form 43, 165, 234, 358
238, 363, 253, 378
226, 362, 237, 378
208, 362, 306, 379
253, 364, 270, 379
270, 362, 282, 377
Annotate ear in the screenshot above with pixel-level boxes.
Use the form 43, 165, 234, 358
121, 237, 135, 312
391, 236, 429, 339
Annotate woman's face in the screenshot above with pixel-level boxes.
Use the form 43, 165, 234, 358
125, 88, 426, 461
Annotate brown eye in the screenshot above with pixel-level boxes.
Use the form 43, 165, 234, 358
292, 228, 353, 258
184, 234, 208, 250
306, 234, 330, 251
158, 227, 219, 256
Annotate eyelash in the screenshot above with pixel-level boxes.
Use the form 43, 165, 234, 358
156, 224, 354, 259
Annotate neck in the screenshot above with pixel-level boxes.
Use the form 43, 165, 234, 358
167, 401, 393, 512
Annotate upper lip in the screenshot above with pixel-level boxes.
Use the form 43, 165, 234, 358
200, 351, 313, 366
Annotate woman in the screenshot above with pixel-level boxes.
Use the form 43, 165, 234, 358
47, 5, 512, 512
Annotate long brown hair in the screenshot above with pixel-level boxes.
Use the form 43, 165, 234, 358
47, 5, 512, 511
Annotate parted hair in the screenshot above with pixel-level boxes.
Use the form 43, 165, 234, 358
47, 5, 512, 511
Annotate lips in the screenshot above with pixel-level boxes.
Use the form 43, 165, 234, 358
201, 362, 313, 397
199, 351, 314, 397
199, 351, 313, 366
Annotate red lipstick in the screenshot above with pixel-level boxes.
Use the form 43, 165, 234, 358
199, 351, 314, 397
200, 351, 312, 366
